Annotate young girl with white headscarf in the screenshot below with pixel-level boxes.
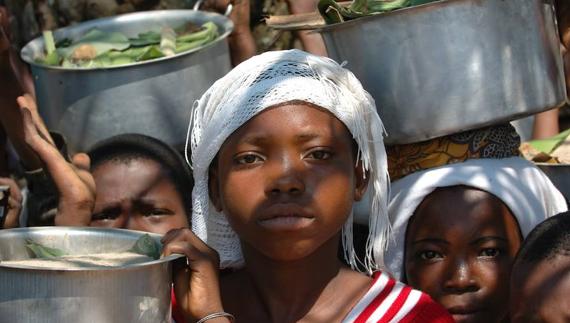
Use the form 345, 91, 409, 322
162, 49, 454, 322
384, 124, 568, 323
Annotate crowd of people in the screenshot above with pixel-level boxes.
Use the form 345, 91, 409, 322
1, 0, 570, 323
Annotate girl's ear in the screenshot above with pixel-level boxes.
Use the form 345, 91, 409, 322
353, 161, 369, 202
208, 165, 223, 212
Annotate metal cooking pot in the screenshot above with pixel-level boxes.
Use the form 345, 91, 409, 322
20, 10, 233, 152
0, 227, 182, 323
319, 0, 567, 144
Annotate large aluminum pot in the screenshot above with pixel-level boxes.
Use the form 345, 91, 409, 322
0, 227, 182, 323
20, 10, 233, 152
319, 0, 567, 144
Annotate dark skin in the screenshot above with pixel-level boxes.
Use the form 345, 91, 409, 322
163, 103, 372, 322
404, 186, 522, 323
510, 256, 570, 323
90, 159, 189, 234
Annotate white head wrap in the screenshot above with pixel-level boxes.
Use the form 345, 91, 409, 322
186, 49, 390, 272
385, 157, 568, 280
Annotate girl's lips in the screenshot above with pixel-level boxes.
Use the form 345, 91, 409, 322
257, 215, 315, 231
447, 306, 483, 323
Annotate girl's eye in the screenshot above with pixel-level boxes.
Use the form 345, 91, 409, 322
143, 209, 171, 217
306, 150, 332, 160
235, 153, 264, 165
418, 250, 444, 261
479, 248, 501, 258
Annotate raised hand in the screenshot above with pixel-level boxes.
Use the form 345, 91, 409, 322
18, 96, 96, 227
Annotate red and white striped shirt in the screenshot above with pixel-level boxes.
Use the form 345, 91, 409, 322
342, 271, 454, 323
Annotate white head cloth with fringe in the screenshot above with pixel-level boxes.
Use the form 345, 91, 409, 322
186, 49, 390, 273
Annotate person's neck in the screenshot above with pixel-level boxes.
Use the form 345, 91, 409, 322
241, 236, 345, 322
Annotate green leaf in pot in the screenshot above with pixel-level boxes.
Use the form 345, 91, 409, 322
58, 28, 131, 59
25, 239, 66, 259
129, 234, 161, 260
129, 31, 161, 47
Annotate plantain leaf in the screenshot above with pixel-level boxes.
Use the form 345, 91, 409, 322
129, 234, 160, 260
26, 239, 65, 259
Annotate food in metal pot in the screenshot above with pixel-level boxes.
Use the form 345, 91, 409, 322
0, 252, 155, 269
36, 21, 219, 68
318, 0, 438, 24
0, 234, 161, 269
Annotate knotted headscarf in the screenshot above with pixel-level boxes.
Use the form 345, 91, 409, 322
186, 49, 390, 273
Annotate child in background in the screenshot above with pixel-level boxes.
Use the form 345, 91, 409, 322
161, 49, 453, 322
87, 134, 193, 234
510, 211, 570, 322
385, 125, 567, 323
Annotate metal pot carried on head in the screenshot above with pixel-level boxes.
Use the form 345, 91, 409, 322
318, 0, 567, 144
0, 227, 183, 323
20, 9, 234, 152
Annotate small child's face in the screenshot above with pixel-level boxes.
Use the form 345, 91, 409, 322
209, 103, 367, 261
91, 158, 189, 234
404, 186, 522, 323
510, 255, 570, 322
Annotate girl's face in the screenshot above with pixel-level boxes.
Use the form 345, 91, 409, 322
90, 158, 189, 234
209, 103, 368, 262
404, 186, 522, 323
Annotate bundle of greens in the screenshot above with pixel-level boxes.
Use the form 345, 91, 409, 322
36, 21, 219, 68
318, 0, 438, 24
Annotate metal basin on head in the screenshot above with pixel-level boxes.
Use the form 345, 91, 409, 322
20, 10, 234, 152
319, 0, 567, 144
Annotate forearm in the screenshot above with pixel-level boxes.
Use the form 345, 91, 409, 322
228, 29, 256, 66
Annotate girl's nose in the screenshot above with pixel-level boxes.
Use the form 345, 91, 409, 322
443, 259, 479, 293
265, 154, 306, 196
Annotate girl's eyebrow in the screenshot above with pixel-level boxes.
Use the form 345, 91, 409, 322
412, 238, 449, 245
470, 236, 508, 245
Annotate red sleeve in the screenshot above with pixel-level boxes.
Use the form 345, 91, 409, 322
399, 293, 455, 323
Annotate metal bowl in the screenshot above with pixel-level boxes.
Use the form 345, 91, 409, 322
20, 10, 233, 152
319, 0, 567, 144
0, 227, 182, 323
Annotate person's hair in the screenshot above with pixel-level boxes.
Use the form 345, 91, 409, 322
88, 134, 194, 215
514, 212, 570, 266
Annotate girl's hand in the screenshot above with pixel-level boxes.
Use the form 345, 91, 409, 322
161, 228, 227, 321
18, 97, 96, 227
0, 177, 22, 229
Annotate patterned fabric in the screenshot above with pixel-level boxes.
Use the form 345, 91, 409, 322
342, 271, 454, 323
387, 124, 521, 181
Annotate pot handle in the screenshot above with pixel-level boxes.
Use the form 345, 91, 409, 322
193, 0, 234, 17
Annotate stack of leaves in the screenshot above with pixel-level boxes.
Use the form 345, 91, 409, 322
318, 0, 438, 24
36, 21, 219, 68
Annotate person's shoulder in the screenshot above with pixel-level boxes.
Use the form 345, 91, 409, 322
343, 271, 453, 323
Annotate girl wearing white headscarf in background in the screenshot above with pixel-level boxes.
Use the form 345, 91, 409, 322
162, 49, 454, 323
384, 124, 568, 323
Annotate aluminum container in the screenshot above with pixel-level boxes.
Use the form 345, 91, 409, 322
0, 227, 183, 323
319, 0, 567, 144
20, 10, 233, 152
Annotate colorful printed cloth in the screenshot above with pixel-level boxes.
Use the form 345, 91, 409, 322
387, 123, 521, 181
